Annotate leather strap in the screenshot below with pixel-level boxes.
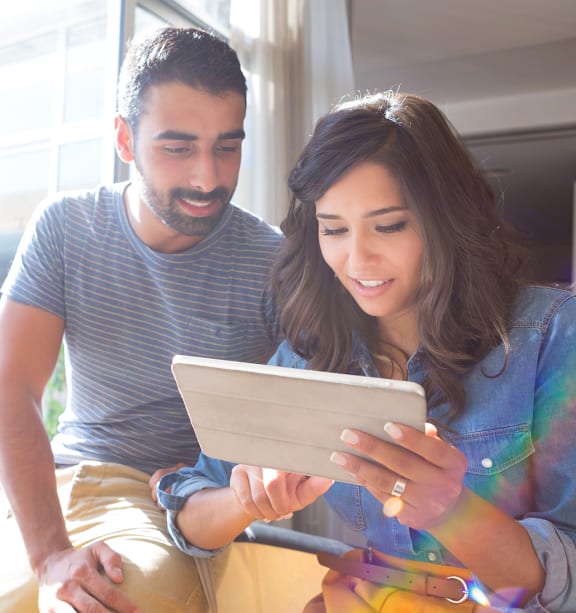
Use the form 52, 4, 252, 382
317, 551, 470, 604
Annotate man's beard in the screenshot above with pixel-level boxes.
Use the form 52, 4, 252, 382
142, 183, 231, 237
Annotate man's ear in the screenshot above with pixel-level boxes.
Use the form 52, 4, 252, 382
115, 115, 135, 163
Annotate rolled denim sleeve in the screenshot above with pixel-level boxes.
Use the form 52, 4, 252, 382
436, 293, 576, 612
157, 454, 235, 558
516, 518, 576, 612
471, 518, 576, 612
521, 294, 576, 611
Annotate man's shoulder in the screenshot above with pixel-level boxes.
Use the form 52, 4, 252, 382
37, 184, 120, 218
62, 183, 123, 207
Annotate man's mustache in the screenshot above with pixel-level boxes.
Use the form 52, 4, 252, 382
171, 187, 228, 203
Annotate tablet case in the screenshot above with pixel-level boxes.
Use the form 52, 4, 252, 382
172, 355, 427, 484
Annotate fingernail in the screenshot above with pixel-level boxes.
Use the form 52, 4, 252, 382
330, 451, 347, 467
384, 422, 402, 440
340, 429, 359, 445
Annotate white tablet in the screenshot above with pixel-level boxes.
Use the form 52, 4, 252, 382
172, 355, 427, 484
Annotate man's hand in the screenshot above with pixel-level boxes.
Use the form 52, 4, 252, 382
37, 543, 141, 613
148, 463, 187, 505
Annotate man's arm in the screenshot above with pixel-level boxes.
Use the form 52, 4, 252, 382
0, 297, 69, 569
0, 296, 139, 613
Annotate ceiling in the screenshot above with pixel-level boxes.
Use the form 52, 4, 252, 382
348, 0, 576, 283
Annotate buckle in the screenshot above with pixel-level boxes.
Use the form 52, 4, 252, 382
445, 575, 469, 604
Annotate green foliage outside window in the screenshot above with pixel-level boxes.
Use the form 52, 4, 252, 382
43, 345, 66, 440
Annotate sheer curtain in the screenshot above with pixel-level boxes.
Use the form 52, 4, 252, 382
229, 0, 355, 226
229, 0, 363, 543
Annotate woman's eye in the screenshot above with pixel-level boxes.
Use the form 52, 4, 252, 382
320, 227, 347, 236
376, 221, 407, 234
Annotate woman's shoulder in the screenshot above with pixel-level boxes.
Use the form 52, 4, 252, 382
268, 335, 371, 371
511, 284, 576, 328
267, 340, 309, 369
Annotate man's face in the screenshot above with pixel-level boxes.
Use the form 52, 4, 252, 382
121, 82, 245, 251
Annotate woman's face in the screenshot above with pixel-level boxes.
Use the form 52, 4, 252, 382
316, 161, 423, 346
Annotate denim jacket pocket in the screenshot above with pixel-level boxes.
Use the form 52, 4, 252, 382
325, 483, 367, 531
453, 424, 534, 514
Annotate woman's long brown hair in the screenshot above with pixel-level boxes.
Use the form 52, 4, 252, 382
271, 92, 529, 421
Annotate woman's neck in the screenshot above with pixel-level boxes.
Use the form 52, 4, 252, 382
374, 311, 419, 379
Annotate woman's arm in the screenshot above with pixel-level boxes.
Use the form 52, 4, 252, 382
159, 461, 333, 552
331, 423, 543, 605
176, 484, 256, 550
429, 486, 544, 602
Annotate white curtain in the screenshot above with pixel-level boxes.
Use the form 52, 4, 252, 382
229, 0, 355, 226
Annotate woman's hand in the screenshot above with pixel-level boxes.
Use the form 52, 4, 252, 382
330, 422, 467, 530
229, 465, 333, 522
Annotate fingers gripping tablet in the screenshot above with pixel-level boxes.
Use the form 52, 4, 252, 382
172, 355, 426, 484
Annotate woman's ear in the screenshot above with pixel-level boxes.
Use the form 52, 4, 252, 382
114, 115, 134, 163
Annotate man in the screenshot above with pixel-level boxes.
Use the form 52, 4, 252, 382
0, 27, 282, 612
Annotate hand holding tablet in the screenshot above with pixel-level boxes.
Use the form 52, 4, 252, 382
172, 355, 427, 484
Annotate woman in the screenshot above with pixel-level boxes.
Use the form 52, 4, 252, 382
155, 92, 576, 611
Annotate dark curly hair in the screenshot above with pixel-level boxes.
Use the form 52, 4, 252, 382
272, 92, 530, 420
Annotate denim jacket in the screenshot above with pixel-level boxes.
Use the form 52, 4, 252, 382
159, 286, 576, 612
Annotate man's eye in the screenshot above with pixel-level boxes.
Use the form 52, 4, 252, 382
376, 221, 407, 234
216, 144, 239, 153
164, 146, 190, 155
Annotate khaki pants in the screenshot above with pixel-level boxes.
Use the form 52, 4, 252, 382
0, 461, 326, 612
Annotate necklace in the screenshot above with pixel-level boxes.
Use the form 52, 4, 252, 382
372, 352, 394, 366
372, 352, 396, 379
371, 352, 406, 380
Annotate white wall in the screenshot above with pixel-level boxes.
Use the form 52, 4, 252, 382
443, 87, 576, 136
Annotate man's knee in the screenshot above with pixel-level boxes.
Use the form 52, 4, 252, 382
0, 513, 39, 613
107, 536, 212, 613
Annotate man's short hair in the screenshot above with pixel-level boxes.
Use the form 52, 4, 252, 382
117, 26, 247, 129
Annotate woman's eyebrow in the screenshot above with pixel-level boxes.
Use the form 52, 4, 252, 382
316, 206, 406, 220
365, 206, 406, 218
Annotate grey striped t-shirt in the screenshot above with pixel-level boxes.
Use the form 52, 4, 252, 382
2, 183, 283, 474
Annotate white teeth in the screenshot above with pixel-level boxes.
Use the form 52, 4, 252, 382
358, 279, 386, 287
182, 198, 211, 207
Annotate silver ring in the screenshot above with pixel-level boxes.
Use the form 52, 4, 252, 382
390, 478, 407, 498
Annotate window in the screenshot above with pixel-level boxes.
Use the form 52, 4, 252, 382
0, 0, 231, 284
0, 1, 110, 280
0, 0, 231, 435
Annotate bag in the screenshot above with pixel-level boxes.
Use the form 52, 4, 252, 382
303, 548, 494, 613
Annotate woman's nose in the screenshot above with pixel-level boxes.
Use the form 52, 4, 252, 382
348, 235, 379, 269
